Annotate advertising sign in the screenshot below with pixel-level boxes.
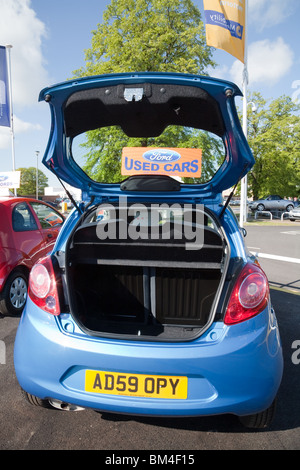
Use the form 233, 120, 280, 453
121, 147, 202, 179
0, 46, 11, 127
0, 171, 21, 188
203, 0, 246, 63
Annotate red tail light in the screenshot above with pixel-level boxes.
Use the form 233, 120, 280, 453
29, 256, 60, 315
224, 262, 269, 325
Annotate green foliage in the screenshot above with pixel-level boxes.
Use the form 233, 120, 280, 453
17, 167, 48, 197
74, 0, 215, 77
245, 93, 300, 199
72, 0, 221, 183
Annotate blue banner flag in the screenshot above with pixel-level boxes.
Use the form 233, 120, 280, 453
0, 46, 11, 127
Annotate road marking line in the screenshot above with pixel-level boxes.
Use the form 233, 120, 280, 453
269, 286, 300, 296
280, 231, 300, 235
250, 252, 300, 264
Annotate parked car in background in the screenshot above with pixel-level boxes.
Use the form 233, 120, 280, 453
229, 199, 240, 206
14, 72, 283, 428
43, 200, 59, 208
289, 206, 300, 221
59, 198, 73, 209
249, 195, 294, 212
0, 197, 64, 315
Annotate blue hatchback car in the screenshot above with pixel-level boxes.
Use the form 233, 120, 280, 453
14, 72, 283, 428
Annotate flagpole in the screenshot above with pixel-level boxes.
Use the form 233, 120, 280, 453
240, 68, 248, 227
5, 44, 17, 196
239, 1, 248, 228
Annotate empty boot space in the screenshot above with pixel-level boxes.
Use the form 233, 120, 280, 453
67, 206, 227, 338
154, 268, 221, 326
72, 265, 146, 327
70, 263, 222, 334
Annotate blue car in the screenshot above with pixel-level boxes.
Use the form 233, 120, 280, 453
14, 72, 283, 428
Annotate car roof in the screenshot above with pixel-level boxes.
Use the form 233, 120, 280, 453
0, 197, 62, 207
0, 197, 41, 204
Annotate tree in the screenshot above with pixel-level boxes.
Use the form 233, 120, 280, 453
17, 167, 48, 197
72, 0, 220, 183
245, 93, 300, 199
74, 0, 214, 77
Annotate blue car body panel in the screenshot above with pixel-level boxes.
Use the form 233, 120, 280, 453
14, 73, 283, 420
14, 207, 283, 418
15, 297, 282, 417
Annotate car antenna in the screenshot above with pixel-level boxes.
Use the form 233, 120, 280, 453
219, 163, 248, 219
49, 162, 83, 214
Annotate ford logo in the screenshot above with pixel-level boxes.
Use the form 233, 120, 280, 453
0, 176, 8, 182
142, 149, 181, 162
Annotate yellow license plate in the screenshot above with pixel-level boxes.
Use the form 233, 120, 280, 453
85, 370, 188, 399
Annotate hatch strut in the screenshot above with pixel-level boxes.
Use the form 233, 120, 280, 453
219, 163, 248, 219
49, 162, 83, 214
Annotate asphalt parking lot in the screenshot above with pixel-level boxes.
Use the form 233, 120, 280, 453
0, 223, 299, 451
244, 221, 300, 290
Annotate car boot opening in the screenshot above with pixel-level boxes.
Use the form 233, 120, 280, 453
65, 204, 228, 341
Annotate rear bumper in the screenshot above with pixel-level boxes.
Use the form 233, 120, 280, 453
14, 298, 283, 417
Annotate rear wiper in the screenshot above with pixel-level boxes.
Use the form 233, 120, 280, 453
219, 163, 248, 219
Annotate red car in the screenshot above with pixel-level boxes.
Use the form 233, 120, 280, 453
0, 197, 64, 315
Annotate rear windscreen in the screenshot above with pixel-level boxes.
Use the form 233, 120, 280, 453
70, 125, 225, 185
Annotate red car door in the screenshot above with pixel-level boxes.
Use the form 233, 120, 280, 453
11, 201, 47, 266
28, 202, 64, 255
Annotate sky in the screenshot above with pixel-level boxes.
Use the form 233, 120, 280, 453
0, 0, 299, 189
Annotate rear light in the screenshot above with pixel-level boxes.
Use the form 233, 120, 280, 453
224, 262, 269, 325
28, 256, 60, 315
